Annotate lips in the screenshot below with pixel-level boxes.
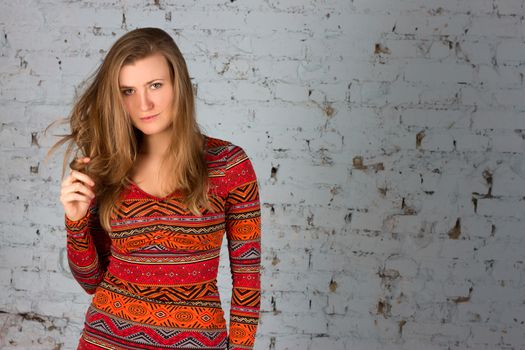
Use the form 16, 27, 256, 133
140, 114, 158, 121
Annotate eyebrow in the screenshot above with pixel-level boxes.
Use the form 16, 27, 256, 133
119, 79, 165, 89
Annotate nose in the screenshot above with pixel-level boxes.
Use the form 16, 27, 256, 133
138, 90, 153, 112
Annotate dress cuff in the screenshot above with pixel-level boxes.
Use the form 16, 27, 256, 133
65, 210, 91, 234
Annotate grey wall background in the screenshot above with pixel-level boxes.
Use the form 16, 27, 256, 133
1, 0, 525, 349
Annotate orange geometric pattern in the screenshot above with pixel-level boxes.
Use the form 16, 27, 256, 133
66, 135, 261, 350
92, 288, 227, 329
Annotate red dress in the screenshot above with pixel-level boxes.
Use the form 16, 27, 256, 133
65, 136, 261, 350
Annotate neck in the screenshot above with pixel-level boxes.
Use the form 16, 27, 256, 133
140, 131, 171, 158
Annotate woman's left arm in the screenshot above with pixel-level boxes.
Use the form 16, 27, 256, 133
225, 145, 262, 350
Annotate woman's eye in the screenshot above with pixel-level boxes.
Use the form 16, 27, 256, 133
122, 89, 134, 96
151, 82, 162, 89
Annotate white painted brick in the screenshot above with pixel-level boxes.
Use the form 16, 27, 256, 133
401, 108, 470, 128
404, 62, 474, 84
12, 270, 44, 292
250, 32, 307, 59
0, 247, 34, 269
469, 15, 522, 38
476, 65, 523, 88
395, 13, 472, 37
309, 336, 346, 350
355, 0, 494, 14
460, 41, 493, 65
429, 40, 452, 59
420, 84, 462, 105
477, 197, 525, 217
420, 132, 456, 151
0, 268, 12, 287
39, 5, 123, 28
496, 0, 525, 15
455, 133, 491, 152
494, 88, 525, 109
1, 1, 45, 27
491, 133, 525, 153
491, 220, 525, 242
235, 80, 273, 101
273, 334, 311, 350
472, 111, 525, 130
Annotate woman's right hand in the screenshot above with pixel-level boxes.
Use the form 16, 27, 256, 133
60, 157, 96, 221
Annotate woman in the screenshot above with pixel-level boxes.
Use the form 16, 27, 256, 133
46, 27, 261, 350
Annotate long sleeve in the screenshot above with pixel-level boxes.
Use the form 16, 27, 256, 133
225, 145, 262, 350
65, 198, 112, 294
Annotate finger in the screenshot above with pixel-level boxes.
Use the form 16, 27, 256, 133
60, 192, 93, 205
62, 182, 96, 198
70, 170, 95, 187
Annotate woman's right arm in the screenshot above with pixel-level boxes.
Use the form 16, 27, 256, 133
61, 157, 111, 294
65, 199, 111, 294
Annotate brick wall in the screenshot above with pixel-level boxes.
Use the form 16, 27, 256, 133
1, 1, 524, 349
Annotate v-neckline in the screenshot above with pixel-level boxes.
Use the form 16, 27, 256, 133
129, 178, 182, 201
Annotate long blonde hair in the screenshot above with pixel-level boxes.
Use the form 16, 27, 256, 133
45, 27, 211, 232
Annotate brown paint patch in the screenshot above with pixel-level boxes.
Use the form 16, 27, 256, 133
31, 132, 39, 147
271, 165, 279, 180
371, 163, 385, 172
352, 156, 384, 172
272, 256, 280, 266
271, 296, 281, 315
374, 43, 391, 55
323, 102, 335, 117
329, 279, 338, 292
401, 197, 416, 215
398, 320, 407, 335
378, 268, 401, 281
416, 130, 425, 148
353, 156, 365, 169
19, 312, 47, 323
451, 286, 473, 303
377, 299, 391, 318
448, 218, 461, 239
482, 169, 493, 197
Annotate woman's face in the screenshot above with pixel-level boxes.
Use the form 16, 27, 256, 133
118, 53, 175, 137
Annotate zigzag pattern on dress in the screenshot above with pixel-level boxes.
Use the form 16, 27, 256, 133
101, 281, 222, 307
206, 195, 226, 212
111, 248, 221, 265
226, 147, 249, 170
110, 230, 224, 254
227, 182, 259, 204
228, 211, 261, 221
84, 315, 229, 349
232, 289, 260, 308
110, 223, 225, 240
239, 247, 261, 259
67, 235, 89, 250
114, 200, 191, 218
103, 272, 219, 302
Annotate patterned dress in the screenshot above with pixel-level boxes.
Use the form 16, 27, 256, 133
65, 136, 261, 350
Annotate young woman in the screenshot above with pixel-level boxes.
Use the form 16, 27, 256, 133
46, 27, 261, 350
